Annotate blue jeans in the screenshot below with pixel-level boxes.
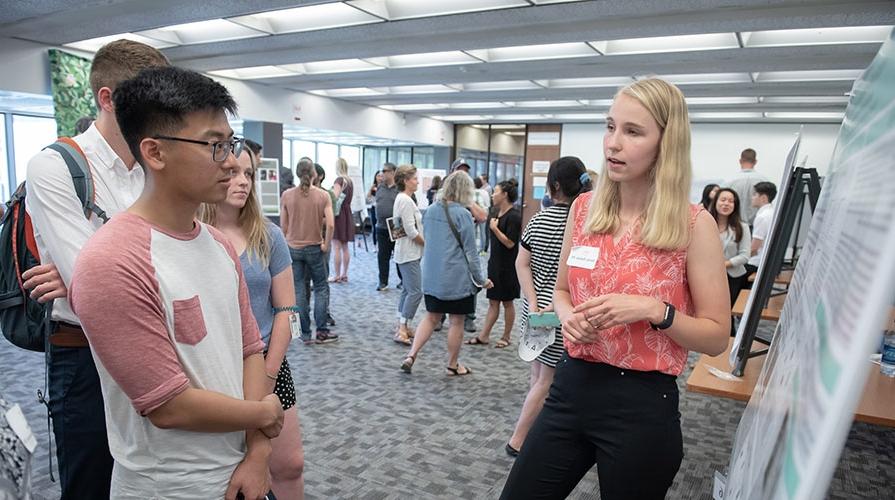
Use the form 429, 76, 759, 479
48, 344, 113, 499
291, 245, 330, 335
396, 259, 422, 324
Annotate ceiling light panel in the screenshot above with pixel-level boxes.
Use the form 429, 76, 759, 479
208, 65, 297, 79
136, 19, 265, 45
373, 51, 481, 69
755, 70, 864, 82
462, 81, 543, 91
347, 0, 528, 21
540, 76, 633, 88
467, 42, 598, 62
578, 99, 615, 106
594, 33, 739, 55
386, 84, 459, 94
310, 87, 384, 97
764, 112, 846, 120
229, 3, 381, 35
509, 100, 583, 108
450, 102, 509, 109
553, 113, 607, 120
63, 33, 177, 52
742, 26, 892, 48
494, 114, 550, 120
430, 115, 495, 121
690, 112, 764, 119
761, 96, 850, 104
685, 97, 760, 105
380, 103, 450, 111
281, 58, 384, 75
659, 73, 752, 84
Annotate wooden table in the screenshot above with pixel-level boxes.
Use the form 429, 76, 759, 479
732, 289, 786, 321
686, 339, 895, 427
747, 269, 793, 284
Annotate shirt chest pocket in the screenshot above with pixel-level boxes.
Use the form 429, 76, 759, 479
171, 295, 209, 346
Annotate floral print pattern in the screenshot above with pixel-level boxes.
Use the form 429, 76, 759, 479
565, 192, 702, 376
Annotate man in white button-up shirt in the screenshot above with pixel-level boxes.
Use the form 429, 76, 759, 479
23, 40, 168, 499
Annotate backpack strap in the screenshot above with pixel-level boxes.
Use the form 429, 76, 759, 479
43, 139, 109, 224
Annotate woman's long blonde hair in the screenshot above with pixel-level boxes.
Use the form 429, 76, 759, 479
585, 78, 692, 250
198, 147, 272, 266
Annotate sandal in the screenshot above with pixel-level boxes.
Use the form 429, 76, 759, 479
505, 443, 520, 458
446, 364, 472, 376
393, 333, 412, 346
401, 354, 416, 374
495, 339, 511, 349
464, 337, 489, 346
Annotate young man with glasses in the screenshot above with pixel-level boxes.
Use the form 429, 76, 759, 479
68, 66, 284, 499
23, 39, 168, 499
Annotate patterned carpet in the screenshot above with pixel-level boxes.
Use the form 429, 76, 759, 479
1, 243, 892, 499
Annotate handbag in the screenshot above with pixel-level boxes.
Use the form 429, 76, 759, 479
441, 201, 485, 288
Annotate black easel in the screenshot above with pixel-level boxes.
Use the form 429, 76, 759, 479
732, 167, 822, 377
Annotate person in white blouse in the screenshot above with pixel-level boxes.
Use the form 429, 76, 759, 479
709, 188, 751, 334
392, 165, 425, 344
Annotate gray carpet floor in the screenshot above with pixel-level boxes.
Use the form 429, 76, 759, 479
1, 244, 893, 499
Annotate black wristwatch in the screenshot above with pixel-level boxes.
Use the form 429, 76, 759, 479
650, 302, 676, 331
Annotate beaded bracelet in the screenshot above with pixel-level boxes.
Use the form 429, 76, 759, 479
273, 306, 299, 313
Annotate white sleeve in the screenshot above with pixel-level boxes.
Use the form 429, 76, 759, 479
752, 212, 770, 241
25, 149, 98, 287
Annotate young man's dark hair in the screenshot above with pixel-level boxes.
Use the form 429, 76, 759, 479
753, 181, 777, 203
740, 148, 757, 165
114, 66, 237, 164
245, 139, 262, 157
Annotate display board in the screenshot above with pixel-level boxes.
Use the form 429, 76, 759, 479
416, 168, 447, 209
257, 157, 281, 216
724, 30, 895, 500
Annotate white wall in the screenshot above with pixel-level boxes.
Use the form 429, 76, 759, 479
0, 38, 51, 95
0, 39, 453, 147
210, 77, 453, 147
561, 122, 841, 189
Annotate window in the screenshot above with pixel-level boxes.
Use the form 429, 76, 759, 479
12, 115, 57, 190
0, 114, 8, 199
363, 147, 387, 192
339, 145, 360, 173
317, 143, 339, 188
412, 147, 434, 169
291, 140, 316, 166
281, 139, 291, 172
388, 147, 412, 166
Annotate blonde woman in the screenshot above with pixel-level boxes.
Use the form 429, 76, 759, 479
199, 148, 305, 499
330, 158, 354, 282
400, 172, 493, 376
500, 79, 729, 499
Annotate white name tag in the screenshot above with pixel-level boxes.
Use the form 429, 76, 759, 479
5, 404, 37, 453
288, 313, 301, 340
567, 246, 600, 269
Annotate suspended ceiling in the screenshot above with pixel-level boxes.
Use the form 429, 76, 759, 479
2, 0, 893, 124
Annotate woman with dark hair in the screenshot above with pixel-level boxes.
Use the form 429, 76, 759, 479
709, 187, 751, 332
700, 183, 720, 210
467, 179, 522, 348
505, 157, 590, 457
426, 175, 442, 206
368, 170, 383, 245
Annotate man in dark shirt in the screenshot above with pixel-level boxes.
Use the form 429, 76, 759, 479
374, 162, 401, 290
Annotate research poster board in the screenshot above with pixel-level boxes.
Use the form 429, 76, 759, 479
416, 168, 447, 209
257, 157, 280, 217
724, 31, 895, 500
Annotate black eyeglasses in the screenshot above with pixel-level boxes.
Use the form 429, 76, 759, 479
153, 135, 244, 162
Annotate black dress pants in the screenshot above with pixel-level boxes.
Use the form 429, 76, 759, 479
376, 226, 401, 286
500, 355, 683, 500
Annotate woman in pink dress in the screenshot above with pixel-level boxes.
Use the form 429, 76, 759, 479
500, 78, 729, 500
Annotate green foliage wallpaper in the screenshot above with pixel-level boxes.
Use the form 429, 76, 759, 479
48, 49, 96, 137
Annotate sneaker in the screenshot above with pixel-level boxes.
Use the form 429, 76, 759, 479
434, 317, 444, 332
316, 331, 339, 344
376, 284, 388, 291
301, 335, 315, 346
464, 317, 477, 333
